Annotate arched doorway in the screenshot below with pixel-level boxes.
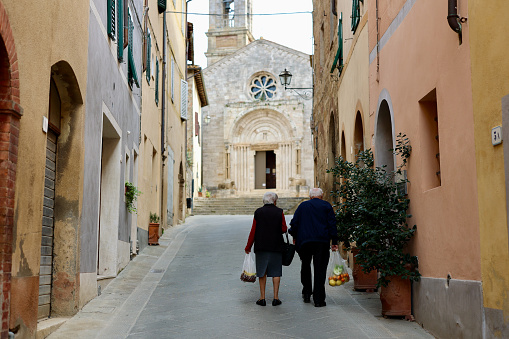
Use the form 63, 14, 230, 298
228, 109, 295, 193
353, 111, 364, 158
45, 61, 84, 317
375, 97, 395, 172
0, 4, 22, 336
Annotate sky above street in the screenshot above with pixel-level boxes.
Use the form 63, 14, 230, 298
187, 0, 314, 67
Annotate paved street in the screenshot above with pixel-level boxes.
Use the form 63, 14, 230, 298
48, 215, 434, 339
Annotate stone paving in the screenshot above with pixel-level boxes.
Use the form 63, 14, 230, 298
48, 215, 434, 339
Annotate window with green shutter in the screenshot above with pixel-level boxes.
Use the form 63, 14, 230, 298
351, 0, 360, 33
155, 59, 159, 105
127, 12, 139, 88
331, 13, 343, 75
158, 0, 167, 14
107, 0, 116, 39
146, 29, 151, 84
117, 0, 123, 61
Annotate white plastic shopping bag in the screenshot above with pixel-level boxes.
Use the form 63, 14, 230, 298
327, 250, 350, 287
240, 252, 256, 283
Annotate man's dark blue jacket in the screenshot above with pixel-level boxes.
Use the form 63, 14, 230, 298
289, 198, 338, 250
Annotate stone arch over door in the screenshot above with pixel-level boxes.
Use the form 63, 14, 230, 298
48, 61, 84, 317
374, 89, 396, 172
229, 109, 295, 192
0, 3, 22, 336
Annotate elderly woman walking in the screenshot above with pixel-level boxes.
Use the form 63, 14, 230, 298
245, 192, 288, 306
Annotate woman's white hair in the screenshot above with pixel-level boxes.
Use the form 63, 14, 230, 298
309, 188, 323, 199
263, 192, 278, 205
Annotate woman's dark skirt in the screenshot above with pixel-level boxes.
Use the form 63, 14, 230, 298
255, 251, 283, 277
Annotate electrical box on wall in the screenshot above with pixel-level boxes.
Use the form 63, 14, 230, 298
492, 126, 502, 146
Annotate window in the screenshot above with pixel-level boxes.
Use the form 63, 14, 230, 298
107, 0, 116, 39
170, 56, 175, 102
223, 0, 234, 28
351, 0, 361, 33
155, 59, 159, 105
249, 74, 276, 101
331, 13, 343, 75
419, 89, 441, 189
146, 29, 151, 84
180, 79, 188, 120
158, 0, 167, 13
127, 11, 139, 88
117, 0, 124, 61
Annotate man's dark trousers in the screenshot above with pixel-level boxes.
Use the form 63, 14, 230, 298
298, 241, 330, 303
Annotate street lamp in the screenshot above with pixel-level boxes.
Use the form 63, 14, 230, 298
278, 69, 313, 100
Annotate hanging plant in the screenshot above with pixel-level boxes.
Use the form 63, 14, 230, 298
125, 182, 142, 214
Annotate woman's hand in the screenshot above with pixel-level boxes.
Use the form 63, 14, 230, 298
245, 250, 250, 254
331, 244, 339, 251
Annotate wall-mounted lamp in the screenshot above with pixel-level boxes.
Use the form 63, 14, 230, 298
279, 69, 313, 100
204, 114, 211, 125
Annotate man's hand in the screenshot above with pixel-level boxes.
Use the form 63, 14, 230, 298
331, 244, 339, 251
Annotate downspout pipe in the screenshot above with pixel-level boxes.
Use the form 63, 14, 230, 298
161, 11, 166, 225
447, 0, 462, 35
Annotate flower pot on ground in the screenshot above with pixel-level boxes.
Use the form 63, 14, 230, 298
148, 212, 160, 245
328, 133, 420, 315
351, 248, 377, 292
198, 187, 203, 197
380, 272, 413, 319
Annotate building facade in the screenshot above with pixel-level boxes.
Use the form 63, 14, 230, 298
1, 0, 89, 337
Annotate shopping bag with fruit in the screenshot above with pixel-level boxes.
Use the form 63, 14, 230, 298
327, 250, 350, 287
240, 252, 256, 283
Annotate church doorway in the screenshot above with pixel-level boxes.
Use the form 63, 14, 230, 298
254, 150, 276, 189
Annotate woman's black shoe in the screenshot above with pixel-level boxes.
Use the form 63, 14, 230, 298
302, 294, 311, 303
256, 299, 266, 306
314, 301, 327, 307
272, 299, 282, 306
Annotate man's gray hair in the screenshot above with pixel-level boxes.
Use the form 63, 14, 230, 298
263, 192, 278, 205
309, 188, 323, 199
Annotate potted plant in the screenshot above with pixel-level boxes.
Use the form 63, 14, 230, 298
125, 182, 142, 214
148, 212, 160, 246
328, 133, 420, 317
198, 186, 203, 197
205, 190, 211, 198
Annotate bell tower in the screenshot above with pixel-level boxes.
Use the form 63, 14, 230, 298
206, 0, 254, 65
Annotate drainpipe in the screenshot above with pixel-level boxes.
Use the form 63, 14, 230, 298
447, 0, 466, 44
161, 11, 166, 226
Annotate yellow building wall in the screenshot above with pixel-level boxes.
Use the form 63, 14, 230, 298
469, 0, 509, 320
3, 0, 89, 335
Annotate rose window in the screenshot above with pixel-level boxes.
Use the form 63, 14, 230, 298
249, 74, 277, 100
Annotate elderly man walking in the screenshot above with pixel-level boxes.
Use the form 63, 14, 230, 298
289, 188, 339, 307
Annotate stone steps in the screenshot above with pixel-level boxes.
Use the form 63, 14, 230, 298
192, 197, 305, 215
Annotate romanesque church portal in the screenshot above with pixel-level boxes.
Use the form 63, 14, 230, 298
201, 0, 314, 197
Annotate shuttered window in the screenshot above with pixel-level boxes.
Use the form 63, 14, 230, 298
155, 59, 159, 105
351, 0, 360, 33
117, 0, 124, 61
128, 12, 140, 88
331, 13, 343, 75
107, 0, 116, 39
180, 79, 188, 120
158, 0, 167, 13
146, 29, 151, 84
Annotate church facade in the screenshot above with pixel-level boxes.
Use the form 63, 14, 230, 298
201, 0, 314, 197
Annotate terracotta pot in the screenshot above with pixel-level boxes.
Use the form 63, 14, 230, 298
198, 192, 202, 197
148, 223, 160, 245
380, 275, 412, 318
352, 248, 378, 291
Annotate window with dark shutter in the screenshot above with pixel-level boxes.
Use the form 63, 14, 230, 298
128, 12, 140, 88
351, 0, 360, 33
331, 13, 343, 75
158, 0, 167, 13
146, 30, 151, 84
117, 0, 123, 61
155, 59, 159, 105
107, 0, 116, 39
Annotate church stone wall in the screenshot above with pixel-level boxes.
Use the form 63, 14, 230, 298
202, 40, 314, 197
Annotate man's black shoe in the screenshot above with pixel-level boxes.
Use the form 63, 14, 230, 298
256, 299, 266, 306
314, 301, 326, 307
302, 294, 311, 303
